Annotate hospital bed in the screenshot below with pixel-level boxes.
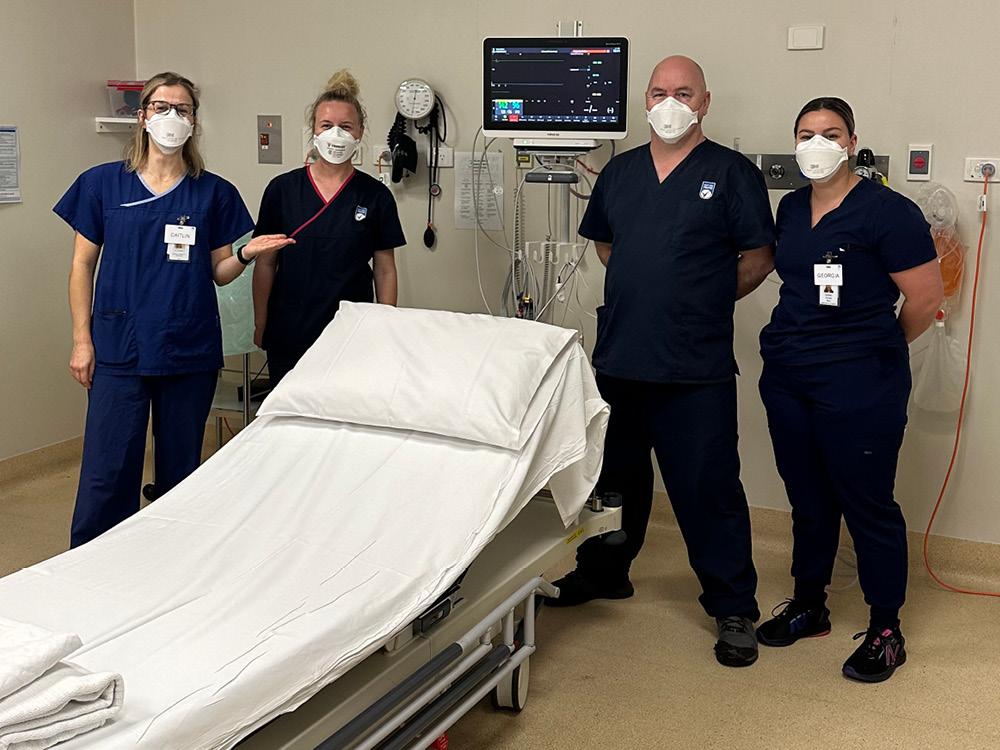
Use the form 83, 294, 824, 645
237, 491, 622, 750
0, 303, 612, 750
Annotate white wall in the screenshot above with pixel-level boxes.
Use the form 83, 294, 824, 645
0, 0, 136, 461
134, 0, 1000, 545
0, 0, 971, 543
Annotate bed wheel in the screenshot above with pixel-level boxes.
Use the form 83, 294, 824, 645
491, 658, 529, 712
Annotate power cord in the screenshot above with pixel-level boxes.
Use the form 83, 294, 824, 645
921, 170, 1000, 598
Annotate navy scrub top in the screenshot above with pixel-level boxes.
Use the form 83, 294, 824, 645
760, 179, 937, 365
253, 166, 406, 358
579, 141, 776, 383
54, 162, 254, 375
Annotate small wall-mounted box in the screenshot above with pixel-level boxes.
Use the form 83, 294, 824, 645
787, 25, 825, 50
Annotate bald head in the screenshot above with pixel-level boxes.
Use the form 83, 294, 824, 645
647, 56, 707, 96
645, 55, 711, 138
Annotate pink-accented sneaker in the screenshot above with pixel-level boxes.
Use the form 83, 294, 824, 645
842, 626, 906, 683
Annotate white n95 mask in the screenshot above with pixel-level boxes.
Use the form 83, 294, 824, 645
795, 135, 849, 182
144, 110, 193, 155
314, 127, 359, 164
646, 97, 700, 144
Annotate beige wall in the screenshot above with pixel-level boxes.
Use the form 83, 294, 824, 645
134, 0, 1000, 544
5, 1, 996, 544
0, 0, 136, 461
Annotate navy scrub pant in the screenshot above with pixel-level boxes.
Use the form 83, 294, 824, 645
577, 373, 760, 620
71, 369, 218, 547
264, 349, 300, 388
758, 350, 910, 627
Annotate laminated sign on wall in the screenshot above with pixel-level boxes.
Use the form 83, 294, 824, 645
455, 151, 503, 231
0, 126, 21, 204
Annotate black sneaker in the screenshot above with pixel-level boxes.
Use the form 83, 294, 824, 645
714, 616, 758, 667
757, 599, 832, 647
842, 626, 906, 683
545, 569, 634, 608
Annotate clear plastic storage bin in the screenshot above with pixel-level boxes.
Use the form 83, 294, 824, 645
106, 80, 146, 117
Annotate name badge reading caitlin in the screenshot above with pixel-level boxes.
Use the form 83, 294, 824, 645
164, 224, 196, 263
164, 224, 196, 245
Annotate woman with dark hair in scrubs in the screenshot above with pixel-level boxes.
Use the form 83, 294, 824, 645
252, 70, 405, 385
57, 72, 289, 547
755, 97, 943, 682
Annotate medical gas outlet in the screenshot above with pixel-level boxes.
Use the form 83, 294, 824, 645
964, 158, 1000, 183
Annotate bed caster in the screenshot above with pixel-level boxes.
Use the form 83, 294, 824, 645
491, 657, 530, 712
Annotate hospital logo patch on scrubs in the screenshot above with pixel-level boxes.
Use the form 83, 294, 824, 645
699, 181, 716, 200
354, 206, 368, 221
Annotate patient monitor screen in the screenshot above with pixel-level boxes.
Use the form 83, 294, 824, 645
483, 37, 629, 136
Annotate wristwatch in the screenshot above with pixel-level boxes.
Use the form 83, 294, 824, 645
235, 244, 253, 265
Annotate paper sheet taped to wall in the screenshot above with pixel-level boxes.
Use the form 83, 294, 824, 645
0, 126, 21, 204
455, 151, 503, 231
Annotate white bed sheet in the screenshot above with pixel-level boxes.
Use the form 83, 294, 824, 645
0, 345, 606, 749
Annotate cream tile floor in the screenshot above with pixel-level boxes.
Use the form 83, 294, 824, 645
2, 444, 999, 750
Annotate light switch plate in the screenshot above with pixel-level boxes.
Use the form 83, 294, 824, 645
257, 115, 282, 165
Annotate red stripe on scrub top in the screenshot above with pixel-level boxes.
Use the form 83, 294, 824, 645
289, 166, 357, 239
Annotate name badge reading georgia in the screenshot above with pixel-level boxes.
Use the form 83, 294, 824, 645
813, 264, 843, 287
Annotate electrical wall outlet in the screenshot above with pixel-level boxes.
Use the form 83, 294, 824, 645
964, 157, 1000, 182
426, 145, 454, 168
373, 146, 392, 167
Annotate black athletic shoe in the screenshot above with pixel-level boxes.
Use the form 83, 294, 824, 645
757, 599, 832, 647
545, 569, 634, 607
842, 626, 907, 683
714, 616, 759, 667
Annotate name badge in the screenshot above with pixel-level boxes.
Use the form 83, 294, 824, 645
167, 244, 190, 262
819, 285, 840, 307
164, 224, 196, 245
813, 264, 843, 287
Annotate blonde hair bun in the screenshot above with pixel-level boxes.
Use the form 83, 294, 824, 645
325, 70, 361, 99
307, 69, 367, 130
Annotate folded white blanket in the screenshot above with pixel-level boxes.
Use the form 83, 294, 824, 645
0, 618, 122, 750
0, 618, 80, 702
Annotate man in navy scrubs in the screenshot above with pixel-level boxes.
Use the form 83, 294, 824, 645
549, 56, 776, 668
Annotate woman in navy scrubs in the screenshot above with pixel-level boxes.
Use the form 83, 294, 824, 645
58, 72, 289, 547
252, 71, 405, 384
756, 98, 943, 682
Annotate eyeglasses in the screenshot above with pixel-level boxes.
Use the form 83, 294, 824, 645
145, 100, 195, 118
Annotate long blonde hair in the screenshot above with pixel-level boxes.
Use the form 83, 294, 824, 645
124, 72, 205, 178
306, 70, 367, 132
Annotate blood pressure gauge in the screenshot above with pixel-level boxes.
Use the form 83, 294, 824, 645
395, 79, 436, 120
